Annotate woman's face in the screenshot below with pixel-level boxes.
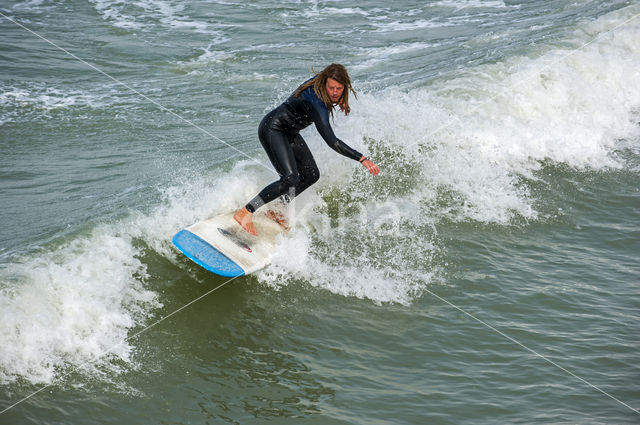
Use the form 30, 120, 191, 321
325, 77, 345, 103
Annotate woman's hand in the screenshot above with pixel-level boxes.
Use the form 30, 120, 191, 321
360, 157, 380, 176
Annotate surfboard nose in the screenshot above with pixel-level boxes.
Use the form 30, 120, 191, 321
172, 229, 246, 277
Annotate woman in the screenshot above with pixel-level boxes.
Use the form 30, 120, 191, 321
234, 63, 380, 235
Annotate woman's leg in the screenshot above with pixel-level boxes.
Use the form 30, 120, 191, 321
236, 115, 319, 235
289, 133, 320, 197
245, 131, 300, 212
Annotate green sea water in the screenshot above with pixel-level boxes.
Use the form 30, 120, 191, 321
1, 1, 639, 423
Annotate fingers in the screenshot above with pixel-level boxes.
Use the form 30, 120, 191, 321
363, 159, 380, 176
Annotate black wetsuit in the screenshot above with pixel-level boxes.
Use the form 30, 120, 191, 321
245, 81, 362, 213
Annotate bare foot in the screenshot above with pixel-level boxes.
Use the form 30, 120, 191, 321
266, 210, 288, 229
233, 207, 257, 236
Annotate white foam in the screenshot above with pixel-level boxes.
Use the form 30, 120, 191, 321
89, 0, 228, 37
252, 6, 640, 302
10, 0, 55, 13
0, 160, 275, 385
0, 85, 101, 109
3, 7, 638, 384
0, 229, 159, 385
350, 5, 639, 221
89, 0, 144, 30
371, 18, 456, 32
290, 6, 370, 20
260, 215, 440, 306
0, 83, 106, 124
352, 42, 442, 71
431, 0, 512, 10
175, 44, 284, 79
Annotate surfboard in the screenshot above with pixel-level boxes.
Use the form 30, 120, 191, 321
172, 212, 287, 277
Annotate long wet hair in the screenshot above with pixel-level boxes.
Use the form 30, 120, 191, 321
294, 63, 357, 117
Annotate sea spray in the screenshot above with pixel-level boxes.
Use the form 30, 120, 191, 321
0, 229, 158, 385
259, 5, 640, 300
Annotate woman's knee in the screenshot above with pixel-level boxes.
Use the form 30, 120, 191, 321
307, 165, 320, 186
281, 171, 300, 188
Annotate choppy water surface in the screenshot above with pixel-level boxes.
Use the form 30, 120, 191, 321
1, 1, 639, 423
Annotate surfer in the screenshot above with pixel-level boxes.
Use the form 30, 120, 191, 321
234, 63, 380, 235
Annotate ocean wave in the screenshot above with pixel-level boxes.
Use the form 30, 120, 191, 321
351, 41, 444, 71
2, 3, 638, 387
370, 17, 458, 33
0, 83, 111, 126
196, 6, 640, 304
240, 5, 640, 301
431, 0, 514, 10
0, 161, 277, 385
0, 228, 160, 385
337, 5, 640, 224
0, 83, 105, 123
88, 0, 228, 39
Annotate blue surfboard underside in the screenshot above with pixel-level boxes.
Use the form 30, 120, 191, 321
172, 229, 245, 277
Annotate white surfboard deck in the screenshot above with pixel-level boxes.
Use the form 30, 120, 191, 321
172, 212, 287, 277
